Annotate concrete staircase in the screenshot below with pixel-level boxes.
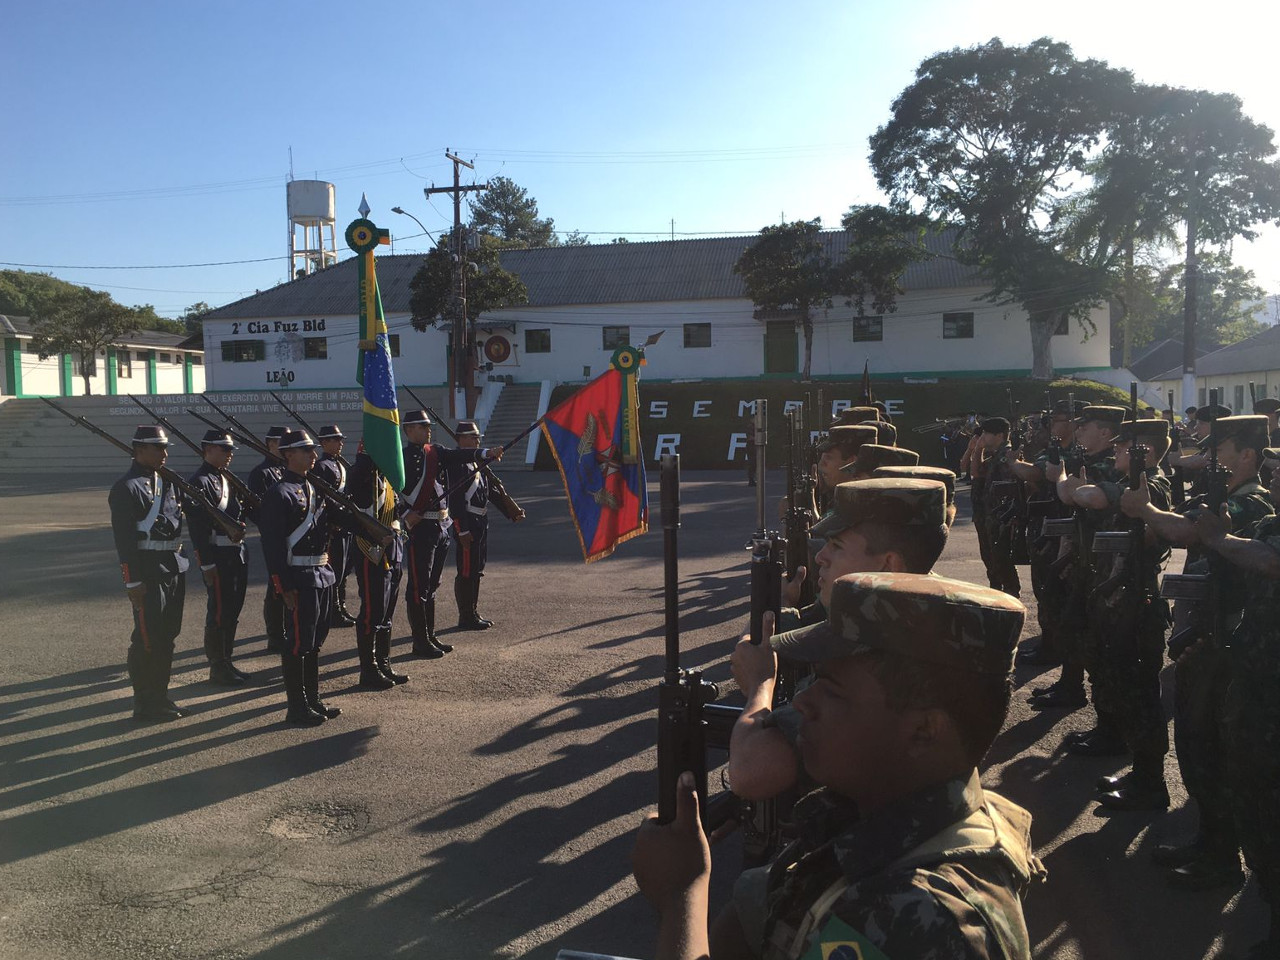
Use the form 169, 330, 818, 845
0, 387, 452, 478
480, 382, 546, 470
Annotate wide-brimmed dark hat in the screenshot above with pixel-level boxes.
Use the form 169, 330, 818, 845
265, 425, 288, 440
455, 420, 481, 437
770, 572, 1025, 676
317, 424, 344, 440
131, 425, 169, 446
402, 410, 431, 426
278, 429, 319, 450
200, 429, 235, 448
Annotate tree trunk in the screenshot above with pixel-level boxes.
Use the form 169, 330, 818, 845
1028, 312, 1057, 380
801, 313, 814, 381
81, 354, 92, 396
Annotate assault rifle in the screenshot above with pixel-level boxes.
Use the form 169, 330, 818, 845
43, 397, 245, 543
269, 391, 349, 468
1167, 390, 1186, 506
191, 398, 395, 560
1090, 383, 1149, 602
128, 395, 262, 513
783, 406, 816, 608
655, 453, 738, 829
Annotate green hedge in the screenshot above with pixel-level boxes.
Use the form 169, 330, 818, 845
534, 377, 1131, 470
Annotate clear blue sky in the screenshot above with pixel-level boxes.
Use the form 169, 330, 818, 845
4, 0, 1278, 317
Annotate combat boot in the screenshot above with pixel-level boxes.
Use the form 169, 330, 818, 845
330, 582, 357, 628
374, 627, 409, 684
1066, 726, 1127, 757
1167, 851, 1244, 891
457, 577, 490, 631
356, 625, 394, 690
303, 652, 341, 719
282, 653, 325, 726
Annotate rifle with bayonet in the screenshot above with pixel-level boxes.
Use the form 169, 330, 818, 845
42, 397, 245, 543
128, 395, 262, 513
400, 386, 525, 523
192, 398, 395, 556
269, 390, 349, 467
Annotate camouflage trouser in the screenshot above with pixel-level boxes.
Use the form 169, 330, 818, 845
973, 502, 994, 585
984, 511, 1022, 596
1174, 640, 1238, 853
1224, 678, 1280, 909
1030, 533, 1065, 653
1092, 589, 1170, 774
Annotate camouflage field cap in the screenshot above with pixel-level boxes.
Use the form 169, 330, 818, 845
842, 443, 919, 476
868, 420, 898, 445
980, 417, 1011, 435
817, 424, 877, 454
1115, 418, 1170, 443
1051, 399, 1088, 418
1254, 397, 1280, 415
1073, 405, 1127, 426
771, 571, 1026, 676
811, 478, 947, 538
1198, 414, 1269, 449
873, 465, 957, 505
832, 406, 881, 426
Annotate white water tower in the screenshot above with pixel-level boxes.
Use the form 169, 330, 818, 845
287, 180, 337, 280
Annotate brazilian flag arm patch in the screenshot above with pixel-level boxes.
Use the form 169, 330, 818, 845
798, 916, 891, 960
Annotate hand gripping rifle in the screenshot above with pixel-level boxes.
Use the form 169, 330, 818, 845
655, 454, 738, 829
748, 400, 787, 683
1090, 384, 1149, 603
128, 395, 262, 513
42, 397, 245, 543
192, 398, 395, 558
269, 391, 349, 467
400, 386, 525, 522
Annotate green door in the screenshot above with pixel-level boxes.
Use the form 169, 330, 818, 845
764, 320, 798, 374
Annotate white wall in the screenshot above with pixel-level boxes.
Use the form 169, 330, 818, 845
203, 313, 448, 392
1154, 371, 1280, 414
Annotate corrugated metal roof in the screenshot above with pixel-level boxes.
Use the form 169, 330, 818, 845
0, 314, 200, 351
203, 229, 983, 321
1149, 324, 1280, 380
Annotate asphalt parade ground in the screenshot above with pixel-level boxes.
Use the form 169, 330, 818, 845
0, 470, 1267, 960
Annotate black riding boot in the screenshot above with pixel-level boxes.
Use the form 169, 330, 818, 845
223, 621, 252, 681
331, 581, 357, 628
375, 628, 409, 684
282, 653, 324, 726
471, 575, 493, 628
303, 652, 341, 719
412, 599, 444, 658
206, 626, 241, 686
357, 625, 394, 690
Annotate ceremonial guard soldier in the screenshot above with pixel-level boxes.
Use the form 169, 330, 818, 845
347, 445, 409, 690
259, 429, 364, 726
108, 425, 189, 721
314, 424, 356, 628
187, 429, 251, 686
448, 420, 526, 631
248, 425, 287, 652
399, 410, 503, 658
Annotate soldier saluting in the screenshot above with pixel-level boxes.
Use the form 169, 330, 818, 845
108, 425, 190, 721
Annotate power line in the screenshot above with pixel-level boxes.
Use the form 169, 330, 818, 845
0, 256, 288, 270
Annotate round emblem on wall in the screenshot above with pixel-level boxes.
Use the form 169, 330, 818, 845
483, 335, 512, 364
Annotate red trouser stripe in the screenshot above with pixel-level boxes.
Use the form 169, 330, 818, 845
460, 540, 472, 578
291, 604, 302, 657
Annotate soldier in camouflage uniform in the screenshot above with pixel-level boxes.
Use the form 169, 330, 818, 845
1121, 414, 1274, 891
977, 417, 1022, 597
1008, 399, 1085, 666
1193, 453, 1280, 960
839, 443, 918, 481
829, 405, 881, 429
1068, 419, 1173, 807
730, 479, 951, 803
810, 425, 878, 516
872, 465, 957, 526
1033, 405, 1125, 712
634, 572, 1044, 960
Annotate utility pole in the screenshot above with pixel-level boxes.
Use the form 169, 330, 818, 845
425, 150, 487, 417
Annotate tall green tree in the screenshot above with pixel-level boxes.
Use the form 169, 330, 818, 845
28, 285, 137, 396
1125, 251, 1267, 352
468, 176, 556, 247
408, 234, 529, 331
870, 38, 1134, 378
834, 205, 935, 316
734, 219, 832, 381
181, 301, 213, 343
